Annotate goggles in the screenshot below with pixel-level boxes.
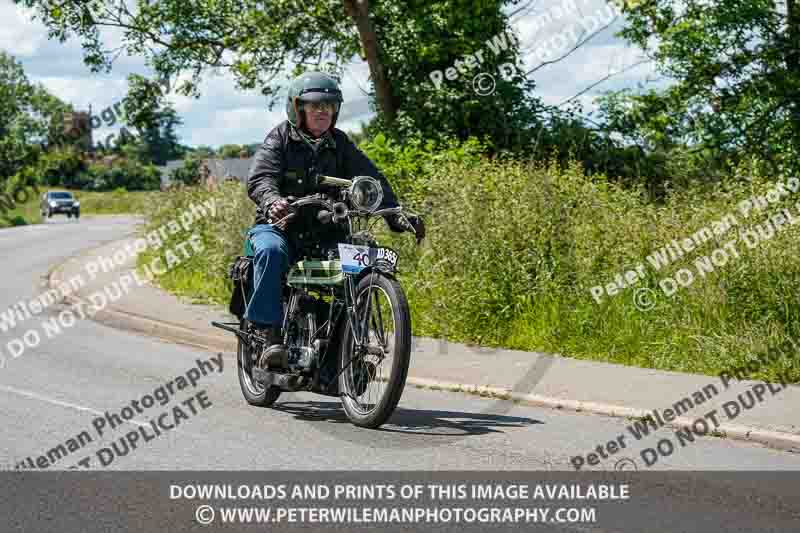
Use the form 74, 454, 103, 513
302, 101, 339, 114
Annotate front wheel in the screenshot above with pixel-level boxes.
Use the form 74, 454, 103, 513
237, 319, 282, 407
339, 273, 411, 428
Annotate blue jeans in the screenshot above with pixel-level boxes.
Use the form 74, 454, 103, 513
243, 224, 293, 327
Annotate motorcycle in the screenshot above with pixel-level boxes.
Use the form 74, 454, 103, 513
212, 175, 420, 428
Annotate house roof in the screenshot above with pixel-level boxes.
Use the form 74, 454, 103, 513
212, 158, 253, 182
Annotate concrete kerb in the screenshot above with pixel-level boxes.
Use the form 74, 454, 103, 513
408, 378, 800, 454
46, 245, 237, 354
45, 249, 800, 456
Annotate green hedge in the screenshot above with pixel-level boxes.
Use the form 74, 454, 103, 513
139, 140, 800, 382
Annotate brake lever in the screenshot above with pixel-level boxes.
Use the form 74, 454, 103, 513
272, 211, 297, 231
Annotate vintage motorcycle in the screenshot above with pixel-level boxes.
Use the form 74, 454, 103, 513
212, 175, 420, 428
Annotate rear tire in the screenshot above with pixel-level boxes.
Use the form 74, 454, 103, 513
338, 273, 411, 428
237, 319, 282, 407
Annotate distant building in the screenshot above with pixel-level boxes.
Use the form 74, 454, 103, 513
62, 111, 93, 152
157, 159, 187, 190
157, 154, 253, 190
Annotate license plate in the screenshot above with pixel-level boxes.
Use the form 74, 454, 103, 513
338, 244, 398, 273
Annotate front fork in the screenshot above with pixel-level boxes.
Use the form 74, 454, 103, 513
344, 274, 366, 350
344, 272, 384, 353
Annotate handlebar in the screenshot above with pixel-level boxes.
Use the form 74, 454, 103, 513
268, 190, 420, 241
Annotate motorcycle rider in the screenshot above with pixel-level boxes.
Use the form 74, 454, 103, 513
245, 71, 424, 369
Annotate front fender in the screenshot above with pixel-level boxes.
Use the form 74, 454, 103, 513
353, 264, 397, 285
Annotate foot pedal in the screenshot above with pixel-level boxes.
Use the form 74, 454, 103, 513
252, 367, 273, 385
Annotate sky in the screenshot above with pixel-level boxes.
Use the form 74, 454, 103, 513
2, 0, 666, 150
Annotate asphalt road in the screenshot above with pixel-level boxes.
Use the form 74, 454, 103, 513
1, 216, 799, 532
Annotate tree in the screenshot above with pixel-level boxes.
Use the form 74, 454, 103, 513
190, 146, 216, 159
218, 144, 249, 159
0, 51, 70, 182
136, 104, 184, 165
15, 0, 543, 149
365, 0, 544, 150
606, 0, 800, 176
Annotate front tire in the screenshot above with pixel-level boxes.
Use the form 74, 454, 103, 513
338, 273, 411, 428
237, 319, 282, 407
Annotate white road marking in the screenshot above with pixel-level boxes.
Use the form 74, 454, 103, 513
0, 384, 147, 428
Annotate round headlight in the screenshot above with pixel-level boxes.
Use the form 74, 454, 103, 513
349, 176, 383, 212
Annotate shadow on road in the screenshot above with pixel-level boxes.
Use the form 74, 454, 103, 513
273, 400, 542, 439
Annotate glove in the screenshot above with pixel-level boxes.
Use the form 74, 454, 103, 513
386, 213, 409, 233
387, 213, 426, 243
265, 197, 294, 230
268, 198, 291, 221
408, 214, 426, 244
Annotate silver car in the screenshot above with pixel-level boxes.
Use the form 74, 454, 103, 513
41, 191, 80, 220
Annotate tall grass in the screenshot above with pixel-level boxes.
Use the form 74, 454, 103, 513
136, 182, 253, 304
75, 189, 158, 215
138, 151, 800, 382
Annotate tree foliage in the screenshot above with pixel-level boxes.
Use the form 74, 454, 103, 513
604, 0, 800, 178
15, 0, 541, 151
0, 51, 70, 182
366, 0, 543, 150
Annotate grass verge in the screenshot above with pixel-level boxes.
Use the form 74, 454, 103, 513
136, 155, 800, 383
0, 186, 155, 228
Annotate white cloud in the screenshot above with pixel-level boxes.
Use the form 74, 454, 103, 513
0, 3, 47, 56
36, 76, 129, 110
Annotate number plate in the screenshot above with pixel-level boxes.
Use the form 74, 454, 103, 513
338, 244, 398, 273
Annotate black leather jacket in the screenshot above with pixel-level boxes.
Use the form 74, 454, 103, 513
247, 121, 401, 250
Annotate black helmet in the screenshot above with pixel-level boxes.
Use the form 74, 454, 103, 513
285, 71, 344, 130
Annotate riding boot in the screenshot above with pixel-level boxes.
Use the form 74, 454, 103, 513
252, 324, 289, 370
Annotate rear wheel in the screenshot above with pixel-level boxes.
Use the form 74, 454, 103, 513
338, 273, 411, 428
237, 319, 282, 407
